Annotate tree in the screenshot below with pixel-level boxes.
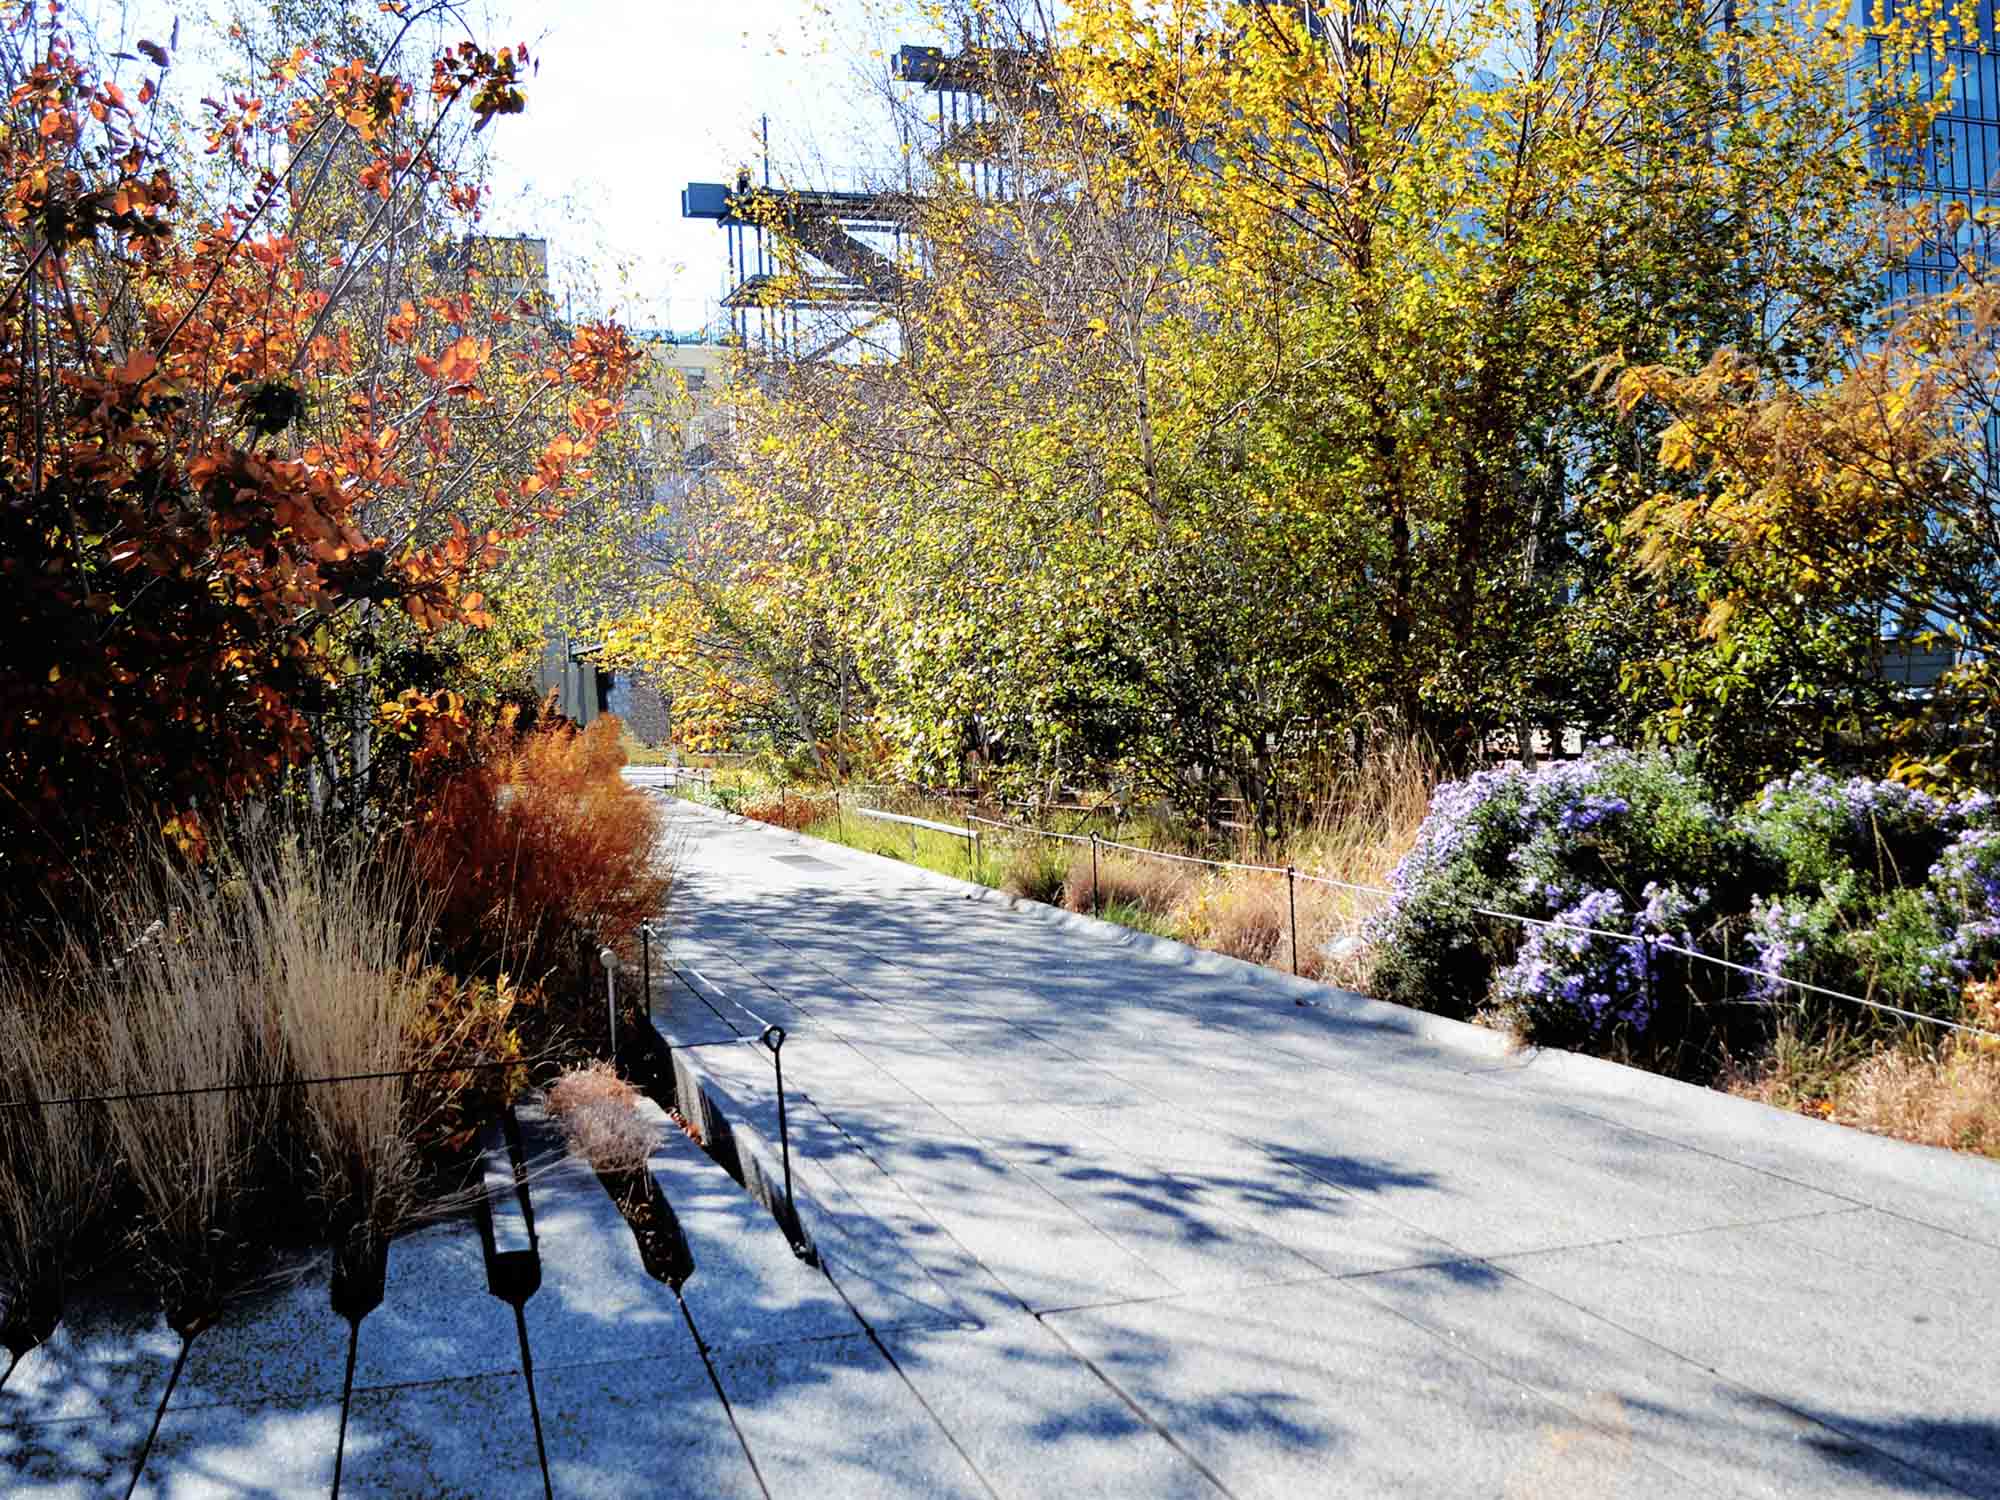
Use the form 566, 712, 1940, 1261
0, 4, 638, 902
1613, 200, 2000, 788
607, 0, 1946, 817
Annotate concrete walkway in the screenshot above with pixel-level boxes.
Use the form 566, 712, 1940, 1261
650, 794, 2000, 1499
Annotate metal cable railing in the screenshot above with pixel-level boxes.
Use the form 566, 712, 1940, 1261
856, 799, 2000, 1045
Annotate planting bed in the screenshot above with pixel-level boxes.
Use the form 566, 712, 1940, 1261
0, 1031, 975, 1498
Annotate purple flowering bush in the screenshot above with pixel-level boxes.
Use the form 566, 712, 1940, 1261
1740, 775, 1987, 1021
1743, 772, 1957, 894
1931, 827, 2000, 983
1369, 749, 1749, 1050
1494, 884, 1703, 1047
1373, 749, 2000, 1068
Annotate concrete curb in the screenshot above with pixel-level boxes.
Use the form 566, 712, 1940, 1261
646, 1017, 818, 1262
656, 791, 2000, 1192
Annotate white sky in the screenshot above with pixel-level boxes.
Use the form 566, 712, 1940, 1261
80, 0, 933, 330
475, 0, 921, 331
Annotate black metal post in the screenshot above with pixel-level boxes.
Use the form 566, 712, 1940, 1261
640, 923, 652, 1022
1288, 866, 1299, 975
1090, 832, 1101, 916
759, 1024, 796, 1237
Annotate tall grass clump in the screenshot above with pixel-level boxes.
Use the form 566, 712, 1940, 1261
63, 827, 439, 1327
1, 813, 541, 1343
410, 714, 670, 992
250, 837, 430, 1303
1000, 840, 1067, 904
0, 990, 112, 1361
1063, 850, 1193, 917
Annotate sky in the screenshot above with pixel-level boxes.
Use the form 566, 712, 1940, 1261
78, 0, 932, 331
473, 0, 921, 331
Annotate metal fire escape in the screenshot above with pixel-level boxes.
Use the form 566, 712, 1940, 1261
680, 35, 1035, 362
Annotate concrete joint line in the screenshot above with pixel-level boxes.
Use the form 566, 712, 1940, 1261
1031, 1311, 1242, 1500
1425, 1232, 1987, 1500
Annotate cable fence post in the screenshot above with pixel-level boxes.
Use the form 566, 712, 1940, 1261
598, 946, 619, 1058
1287, 865, 1299, 976
1090, 832, 1101, 916
639, 922, 653, 1024
759, 1024, 798, 1248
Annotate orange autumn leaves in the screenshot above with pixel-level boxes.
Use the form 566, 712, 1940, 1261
0, 9, 637, 900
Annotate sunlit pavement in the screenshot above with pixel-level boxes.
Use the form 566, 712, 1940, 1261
648, 790, 2000, 1500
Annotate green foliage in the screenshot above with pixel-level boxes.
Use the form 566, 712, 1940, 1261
1374, 752, 1992, 1074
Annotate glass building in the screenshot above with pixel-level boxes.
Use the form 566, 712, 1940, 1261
1874, 0, 2000, 299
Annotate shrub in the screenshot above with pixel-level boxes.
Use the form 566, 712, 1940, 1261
1062, 850, 1192, 916
1741, 776, 1981, 1028
404, 969, 532, 1161
1493, 884, 1703, 1050
410, 714, 670, 990
1931, 826, 2000, 981
1000, 841, 1068, 904
741, 792, 836, 832
1744, 771, 1957, 894
1368, 749, 1749, 1042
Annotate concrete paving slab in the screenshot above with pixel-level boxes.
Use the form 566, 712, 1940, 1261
803, 1108, 1177, 1312
1490, 1053, 2000, 1251
711, 1331, 989, 1499
0, 1286, 178, 1426
637, 1100, 858, 1351
1027, 1101, 1463, 1278
165, 1254, 350, 1411
339, 1371, 545, 1497
1345, 1253, 1959, 1499
926, 1100, 1329, 1295
534, 1349, 763, 1500
1243, 1082, 1851, 1260
0, 1416, 125, 1499
513, 1126, 696, 1372
880, 1320, 1217, 1500
1495, 1209, 2000, 1498
350, 1216, 522, 1388
1044, 1280, 1706, 1500
130, 1391, 340, 1498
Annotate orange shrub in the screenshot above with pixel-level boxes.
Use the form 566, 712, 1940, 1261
408, 715, 670, 990
741, 792, 835, 832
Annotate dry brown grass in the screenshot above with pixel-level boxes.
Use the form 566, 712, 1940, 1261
0, 818, 527, 1338
73, 830, 442, 1326
1831, 1044, 2000, 1154
1183, 872, 1290, 965
1736, 983, 2000, 1156
546, 1063, 656, 1174
411, 714, 670, 987
254, 839, 428, 1273
0, 986, 114, 1355
1062, 850, 1194, 916
741, 792, 836, 831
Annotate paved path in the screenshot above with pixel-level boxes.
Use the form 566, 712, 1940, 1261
653, 796, 2000, 1500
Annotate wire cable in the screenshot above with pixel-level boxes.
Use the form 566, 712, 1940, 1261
855, 802, 2000, 1044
